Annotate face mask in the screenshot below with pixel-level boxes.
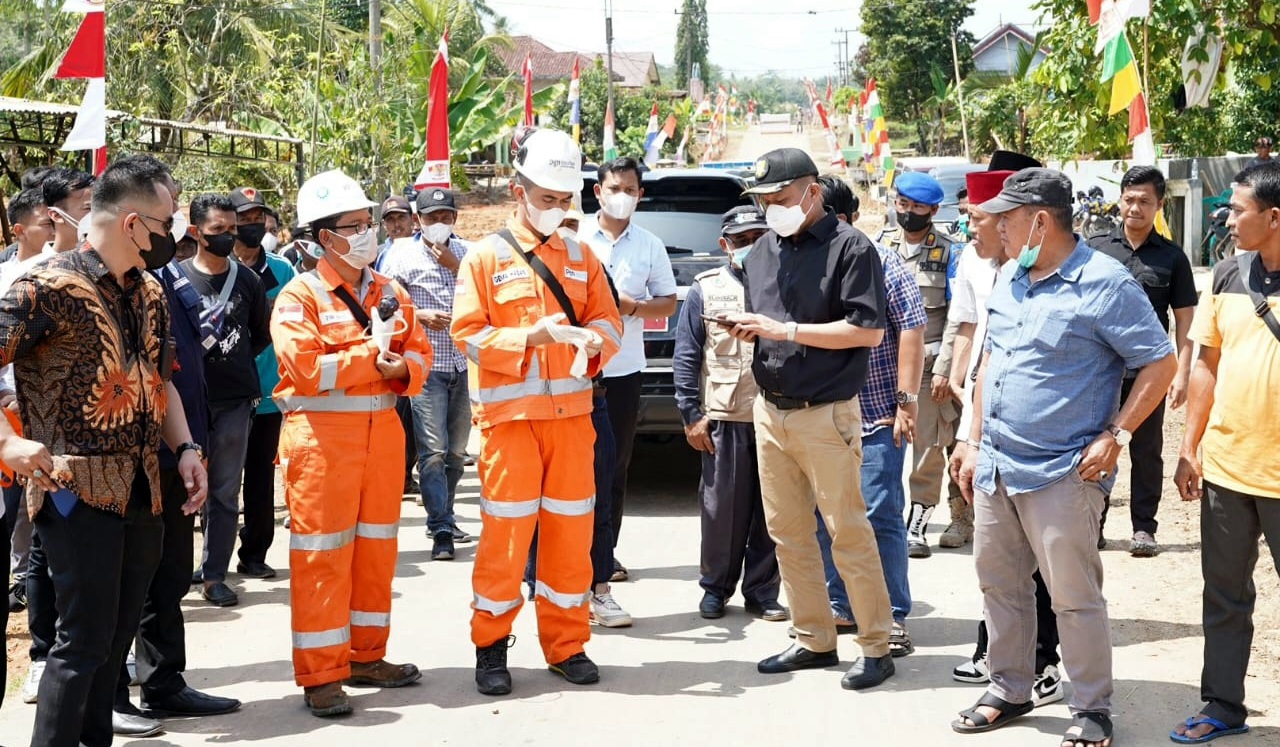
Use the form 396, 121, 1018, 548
261, 233, 279, 254
765, 189, 812, 238
601, 192, 638, 220
129, 217, 177, 270
896, 209, 933, 233
729, 243, 752, 267
524, 197, 566, 237
202, 231, 237, 258
957, 214, 971, 239
236, 222, 268, 248
334, 230, 378, 269
170, 211, 189, 243
1017, 217, 1042, 270
424, 222, 454, 246
52, 207, 89, 239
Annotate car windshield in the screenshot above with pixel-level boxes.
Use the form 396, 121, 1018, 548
582, 171, 751, 255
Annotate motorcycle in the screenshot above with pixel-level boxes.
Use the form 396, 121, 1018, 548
1073, 186, 1120, 238
1200, 189, 1235, 265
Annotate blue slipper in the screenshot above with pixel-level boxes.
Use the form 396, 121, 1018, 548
1170, 716, 1250, 744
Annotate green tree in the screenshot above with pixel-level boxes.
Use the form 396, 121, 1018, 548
860, 0, 975, 154
674, 0, 708, 87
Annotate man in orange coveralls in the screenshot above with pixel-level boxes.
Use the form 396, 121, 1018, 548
270, 169, 432, 717
452, 128, 622, 696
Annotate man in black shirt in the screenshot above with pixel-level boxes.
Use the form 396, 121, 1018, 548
1087, 166, 1197, 557
728, 148, 895, 691
182, 194, 270, 607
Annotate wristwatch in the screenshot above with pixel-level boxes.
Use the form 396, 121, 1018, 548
785, 321, 798, 342
1106, 424, 1132, 447
895, 390, 918, 406
176, 441, 205, 461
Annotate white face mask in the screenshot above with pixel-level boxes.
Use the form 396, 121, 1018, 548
525, 201, 566, 237
765, 189, 813, 238
601, 192, 638, 220
52, 206, 90, 240
334, 230, 378, 269
424, 222, 454, 246
169, 211, 189, 243
261, 232, 280, 254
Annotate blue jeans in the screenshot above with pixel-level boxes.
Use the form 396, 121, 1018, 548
817, 426, 910, 622
411, 369, 471, 536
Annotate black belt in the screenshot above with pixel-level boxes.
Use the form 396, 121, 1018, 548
762, 391, 828, 411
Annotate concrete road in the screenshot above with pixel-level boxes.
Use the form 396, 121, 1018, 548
1, 437, 1277, 746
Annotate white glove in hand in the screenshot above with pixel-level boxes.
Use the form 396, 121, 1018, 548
536, 313, 602, 378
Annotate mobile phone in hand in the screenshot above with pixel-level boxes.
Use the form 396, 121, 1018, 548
700, 314, 737, 327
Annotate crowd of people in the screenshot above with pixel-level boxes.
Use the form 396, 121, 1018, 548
0, 129, 1277, 747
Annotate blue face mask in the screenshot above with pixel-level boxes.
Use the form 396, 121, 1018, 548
731, 246, 751, 267
1017, 216, 1042, 269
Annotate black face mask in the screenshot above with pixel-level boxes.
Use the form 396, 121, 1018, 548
202, 231, 237, 258
133, 225, 177, 270
896, 209, 933, 233
236, 223, 267, 249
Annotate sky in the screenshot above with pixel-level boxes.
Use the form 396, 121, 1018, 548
484, 0, 1046, 80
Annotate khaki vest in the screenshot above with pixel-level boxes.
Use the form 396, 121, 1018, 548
695, 265, 756, 423
878, 225, 958, 346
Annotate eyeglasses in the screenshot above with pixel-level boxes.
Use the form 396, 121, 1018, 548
133, 211, 176, 234
331, 221, 379, 236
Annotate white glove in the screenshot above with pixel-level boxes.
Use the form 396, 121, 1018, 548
536, 313, 602, 378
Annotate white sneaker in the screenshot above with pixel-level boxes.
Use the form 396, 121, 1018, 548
21, 660, 46, 704
589, 592, 633, 628
1033, 664, 1064, 707
951, 654, 990, 683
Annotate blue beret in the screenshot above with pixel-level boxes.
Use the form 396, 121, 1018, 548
895, 171, 944, 205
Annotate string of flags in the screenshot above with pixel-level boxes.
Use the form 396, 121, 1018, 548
1092, 0, 1155, 165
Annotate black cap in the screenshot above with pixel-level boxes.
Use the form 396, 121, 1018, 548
978, 168, 1075, 214
229, 186, 269, 214
743, 148, 819, 195
721, 205, 767, 235
988, 150, 1042, 172
380, 196, 411, 215
415, 187, 458, 214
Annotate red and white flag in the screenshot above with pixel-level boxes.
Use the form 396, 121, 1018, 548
522, 54, 535, 127
415, 36, 451, 190
61, 0, 105, 13
57, 1, 107, 172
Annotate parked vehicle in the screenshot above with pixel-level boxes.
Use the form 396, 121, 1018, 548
1200, 188, 1235, 265
1074, 186, 1120, 237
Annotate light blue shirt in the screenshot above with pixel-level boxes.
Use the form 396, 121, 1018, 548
976, 239, 1174, 495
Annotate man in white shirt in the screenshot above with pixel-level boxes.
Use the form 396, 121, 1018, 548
577, 157, 677, 623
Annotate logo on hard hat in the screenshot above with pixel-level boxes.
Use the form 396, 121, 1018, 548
754, 159, 769, 179
316, 187, 330, 199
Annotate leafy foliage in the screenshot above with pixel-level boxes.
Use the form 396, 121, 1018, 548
674, 0, 709, 87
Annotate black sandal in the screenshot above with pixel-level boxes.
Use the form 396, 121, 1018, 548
889, 621, 914, 657
951, 691, 1035, 734
1062, 711, 1112, 746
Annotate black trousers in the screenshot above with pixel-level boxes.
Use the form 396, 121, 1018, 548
698, 420, 780, 604
31, 476, 163, 747
396, 396, 418, 485
1, 492, 12, 708
239, 411, 281, 566
602, 372, 642, 549
1103, 376, 1166, 536
1199, 481, 1280, 727
26, 518, 56, 662
116, 467, 196, 706
974, 569, 1060, 673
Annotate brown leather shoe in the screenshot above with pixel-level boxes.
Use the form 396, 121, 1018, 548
346, 659, 422, 688
303, 683, 352, 717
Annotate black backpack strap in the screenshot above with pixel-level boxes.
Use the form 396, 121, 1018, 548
310, 269, 372, 330
497, 229, 580, 328
1243, 252, 1280, 343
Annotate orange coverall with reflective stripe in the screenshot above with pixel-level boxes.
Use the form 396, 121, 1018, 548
271, 256, 431, 688
451, 219, 622, 664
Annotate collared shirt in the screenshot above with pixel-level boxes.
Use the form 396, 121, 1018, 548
379, 235, 468, 372
1087, 226, 1197, 331
153, 260, 209, 470
860, 245, 927, 435
976, 239, 1174, 495
0, 247, 56, 393
0, 247, 170, 517
243, 250, 297, 414
741, 210, 887, 402
579, 214, 677, 377
947, 244, 1004, 439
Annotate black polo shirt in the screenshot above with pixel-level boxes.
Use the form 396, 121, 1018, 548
1087, 226, 1197, 331
742, 210, 886, 401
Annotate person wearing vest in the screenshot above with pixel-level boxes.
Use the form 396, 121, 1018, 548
270, 169, 431, 718
451, 129, 622, 696
673, 206, 783, 622
877, 171, 966, 557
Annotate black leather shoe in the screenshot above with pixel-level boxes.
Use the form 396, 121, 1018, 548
191, 568, 203, 585
699, 592, 725, 619
746, 599, 790, 622
840, 654, 895, 690
236, 561, 277, 579
757, 644, 839, 674
113, 709, 165, 737
142, 686, 242, 717
476, 638, 513, 696
202, 582, 239, 607
548, 652, 600, 685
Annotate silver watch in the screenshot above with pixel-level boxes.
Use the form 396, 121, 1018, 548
1106, 424, 1132, 447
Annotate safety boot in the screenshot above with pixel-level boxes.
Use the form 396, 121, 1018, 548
475, 636, 515, 696
303, 682, 352, 718
346, 659, 421, 688
939, 496, 975, 548
906, 502, 935, 558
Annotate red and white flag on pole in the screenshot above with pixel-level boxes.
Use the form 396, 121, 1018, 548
415, 36, 451, 190
522, 54, 535, 127
57, 0, 107, 173
61, 0, 105, 12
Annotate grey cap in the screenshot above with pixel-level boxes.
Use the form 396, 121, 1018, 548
978, 168, 1074, 214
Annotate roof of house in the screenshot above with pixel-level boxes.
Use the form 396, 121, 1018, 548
610, 52, 661, 88
495, 36, 654, 87
972, 23, 1048, 58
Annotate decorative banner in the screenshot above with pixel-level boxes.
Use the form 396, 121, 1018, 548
568, 58, 581, 144
55, 10, 104, 79
61, 0, 105, 13
57, 1, 107, 171
1092, 0, 1150, 53
414, 36, 451, 190
603, 99, 617, 162
1129, 91, 1155, 165
522, 54, 534, 128
642, 103, 659, 156
1101, 33, 1141, 115
61, 77, 106, 152
645, 114, 677, 167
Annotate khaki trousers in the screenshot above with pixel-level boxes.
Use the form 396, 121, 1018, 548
974, 471, 1113, 713
909, 365, 960, 508
754, 396, 891, 657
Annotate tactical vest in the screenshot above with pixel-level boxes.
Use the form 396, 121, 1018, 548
878, 225, 958, 347
694, 265, 756, 423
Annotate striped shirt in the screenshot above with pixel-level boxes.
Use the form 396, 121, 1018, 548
379, 236, 468, 372
859, 245, 927, 436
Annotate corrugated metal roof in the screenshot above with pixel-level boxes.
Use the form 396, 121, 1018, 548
0, 96, 302, 145
0, 95, 122, 117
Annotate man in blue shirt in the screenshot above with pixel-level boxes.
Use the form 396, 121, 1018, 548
951, 169, 1176, 747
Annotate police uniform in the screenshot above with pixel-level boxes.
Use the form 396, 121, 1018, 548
877, 172, 965, 557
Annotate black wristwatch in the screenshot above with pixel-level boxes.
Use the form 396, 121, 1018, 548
176, 441, 205, 461
895, 390, 918, 406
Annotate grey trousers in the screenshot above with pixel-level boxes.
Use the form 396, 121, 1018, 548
974, 470, 1112, 713
200, 399, 255, 584
1199, 481, 1280, 727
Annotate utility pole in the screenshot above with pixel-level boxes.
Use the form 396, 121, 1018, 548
835, 27, 853, 86
950, 28, 971, 161
309, 0, 329, 173
369, 0, 382, 70
605, 0, 615, 113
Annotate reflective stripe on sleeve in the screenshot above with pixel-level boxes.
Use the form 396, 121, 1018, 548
480, 497, 540, 519
290, 527, 356, 552
464, 326, 497, 363
540, 496, 595, 516
318, 353, 340, 391
404, 351, 427, 371
292, 625, 350, 650
534, 581, 591, 609
587, 319, 621, 347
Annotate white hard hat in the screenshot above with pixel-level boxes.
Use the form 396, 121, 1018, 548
296, 169, 377, 226
513, 129, 583, 193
